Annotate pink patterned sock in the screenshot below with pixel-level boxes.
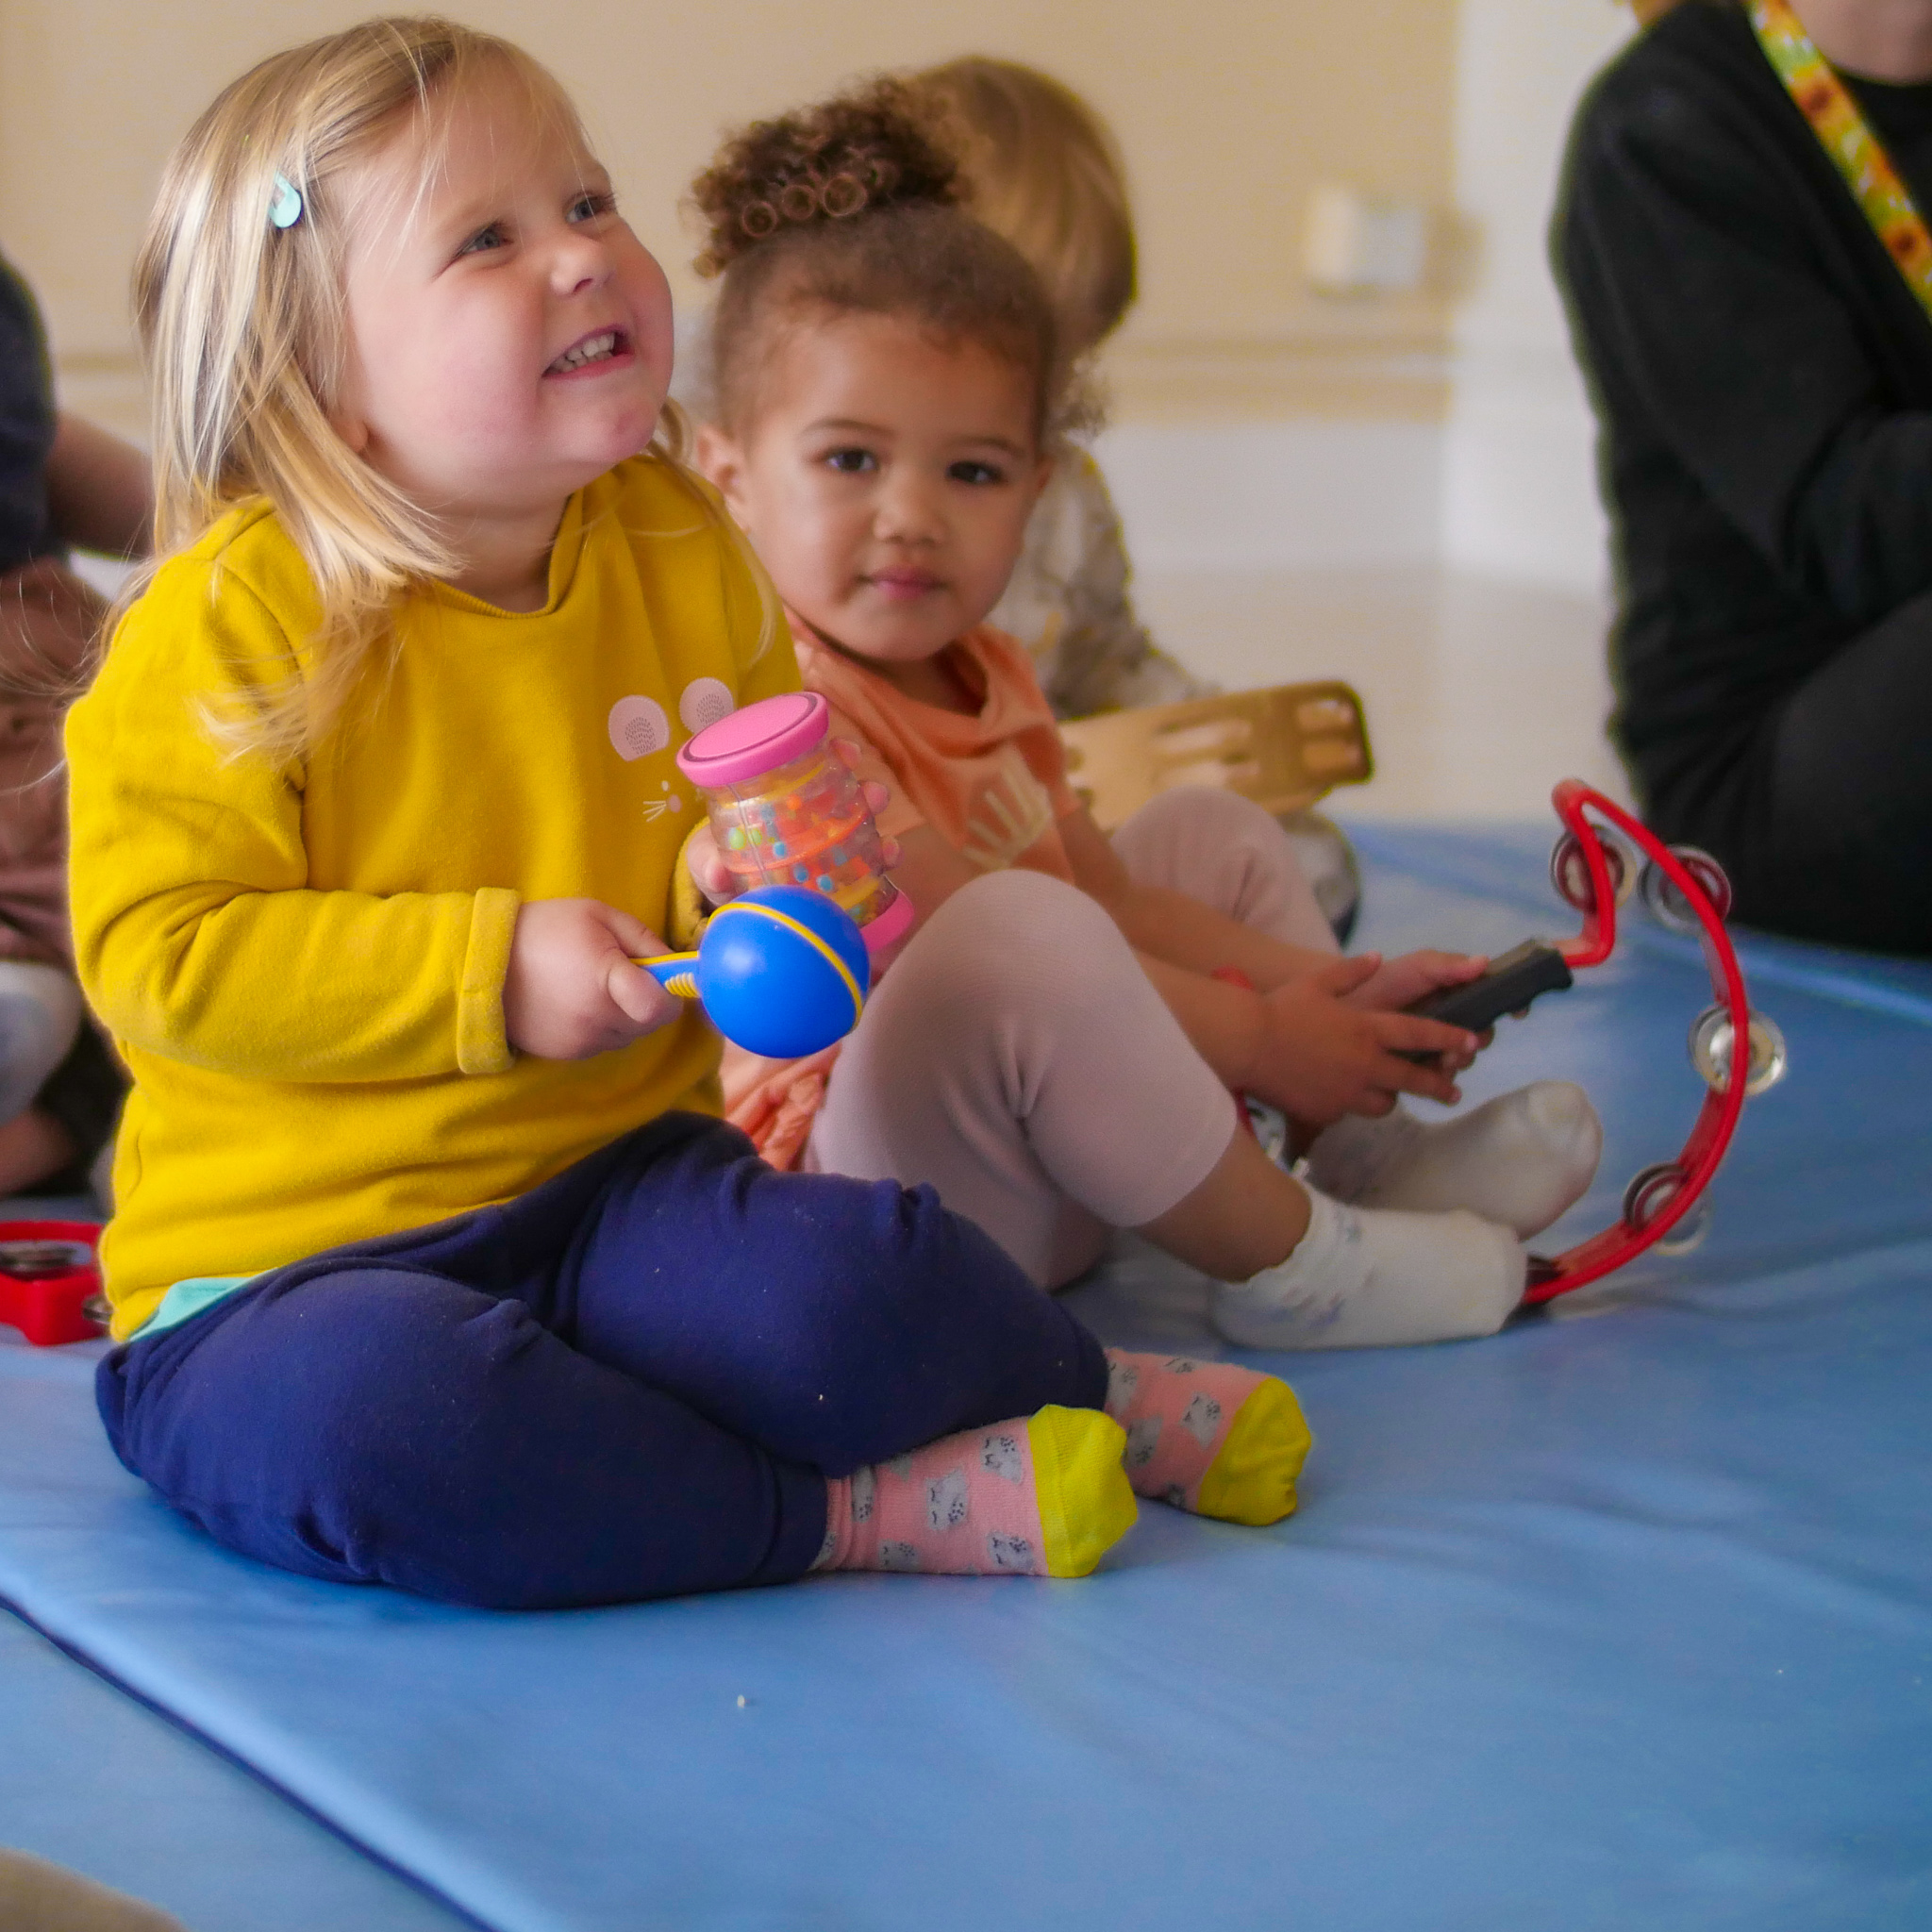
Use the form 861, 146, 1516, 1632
813, 1407, 1136, 1578
1103, 1349, 1311, 1526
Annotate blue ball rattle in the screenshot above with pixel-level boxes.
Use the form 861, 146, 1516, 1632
636, 885, 871, 1058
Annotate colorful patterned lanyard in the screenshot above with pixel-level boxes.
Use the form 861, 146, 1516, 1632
1749, 0, 1932, 319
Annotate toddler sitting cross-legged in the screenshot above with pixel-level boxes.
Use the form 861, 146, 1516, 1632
63, 21, 1261, 1604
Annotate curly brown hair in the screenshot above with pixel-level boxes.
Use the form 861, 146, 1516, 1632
689, 77, 1064, 443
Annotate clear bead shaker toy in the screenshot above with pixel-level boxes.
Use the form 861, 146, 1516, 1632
676, 691, 915, 956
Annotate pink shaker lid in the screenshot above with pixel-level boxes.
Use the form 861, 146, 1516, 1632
675, 691, 829, 787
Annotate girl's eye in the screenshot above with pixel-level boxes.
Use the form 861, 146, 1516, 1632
457, 223, 508, 258
948, 459, 1007, 486
568, 191, 616, 225
824, 448, 877, 475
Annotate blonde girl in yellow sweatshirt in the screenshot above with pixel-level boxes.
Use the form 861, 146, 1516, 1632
67, 19, 1316, 1607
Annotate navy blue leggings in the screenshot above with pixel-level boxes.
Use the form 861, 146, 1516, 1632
97, 1114, 1108, 1609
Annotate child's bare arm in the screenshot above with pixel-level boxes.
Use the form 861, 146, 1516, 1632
1058, 804, 1492, 1042
865, 824, 979, 928
854, 808, 1475, 1115
1135, 952, 1476, 1121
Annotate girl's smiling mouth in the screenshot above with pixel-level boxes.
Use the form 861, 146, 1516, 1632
866, 568, 943, 601
545, 327, 630, 376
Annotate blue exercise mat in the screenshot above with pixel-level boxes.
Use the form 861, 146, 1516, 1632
2, 822, 1929, 1932
0, 1589, 475, 1932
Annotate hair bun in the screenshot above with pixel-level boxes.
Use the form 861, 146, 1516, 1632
691, 78, 960, 276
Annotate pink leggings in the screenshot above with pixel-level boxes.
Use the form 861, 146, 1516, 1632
807, 788, 1337, 1288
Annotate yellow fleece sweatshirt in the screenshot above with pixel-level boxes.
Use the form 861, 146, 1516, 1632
66, 456, 796, 1338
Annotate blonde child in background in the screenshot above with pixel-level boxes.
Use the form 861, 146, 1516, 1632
904, 57, 1199, 722
64, 17, 1309, 1607
690, 82, 1603, 1355
907, 58, 1365, 938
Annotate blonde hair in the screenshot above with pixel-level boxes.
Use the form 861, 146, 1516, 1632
908, 58, 1136, 356
133, 16, 694, 761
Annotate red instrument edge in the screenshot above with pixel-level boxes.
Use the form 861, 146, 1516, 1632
1525, 781, 1754, 1301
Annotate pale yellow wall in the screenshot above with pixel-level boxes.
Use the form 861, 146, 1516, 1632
0, 0, 1458, 433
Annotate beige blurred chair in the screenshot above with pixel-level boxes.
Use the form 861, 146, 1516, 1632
1057, 681, 1373, 832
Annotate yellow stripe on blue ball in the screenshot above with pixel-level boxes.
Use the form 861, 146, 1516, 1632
635, 886, 873, 1059
708, 900, 864, 1018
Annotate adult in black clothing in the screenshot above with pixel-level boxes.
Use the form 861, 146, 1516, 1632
1557, 0, 1932, 954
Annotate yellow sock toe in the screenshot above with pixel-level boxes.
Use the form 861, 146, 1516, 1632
1026, 1406, 1138, 1577
1192, 1377, 1312, 1527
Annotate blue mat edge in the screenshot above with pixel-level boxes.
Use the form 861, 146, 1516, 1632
0, 1585, 501, 1932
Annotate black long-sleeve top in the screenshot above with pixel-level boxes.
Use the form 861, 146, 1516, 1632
0, 254, 57, 578
1555, 0, 1932, 808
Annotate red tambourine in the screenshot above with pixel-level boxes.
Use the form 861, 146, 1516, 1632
1524, 780, 1787, 1302
0, 1219, 106, 1345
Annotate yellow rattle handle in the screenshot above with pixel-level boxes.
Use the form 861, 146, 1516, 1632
634, 952, 702, 999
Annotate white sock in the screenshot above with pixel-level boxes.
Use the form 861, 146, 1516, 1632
1302, 1081, 1602, 1239
1210, 1188, 1525, 1350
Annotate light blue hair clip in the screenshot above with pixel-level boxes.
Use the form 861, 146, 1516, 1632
269, 172, 304, 230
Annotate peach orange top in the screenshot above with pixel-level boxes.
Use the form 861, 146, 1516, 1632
791, 623, 1084, 881
721, 622, 1086, 1169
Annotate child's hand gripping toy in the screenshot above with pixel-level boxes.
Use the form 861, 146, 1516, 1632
1405, 779, 1787, 1302
639, 690, 911, 1057
638, 884, 871, 1058
0, 1221, 106, 1346
675, 692, 915, 956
